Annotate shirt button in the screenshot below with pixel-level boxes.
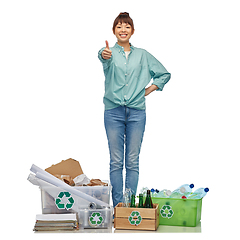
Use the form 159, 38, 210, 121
126, 84, 128, 86
124, 95, 127, 98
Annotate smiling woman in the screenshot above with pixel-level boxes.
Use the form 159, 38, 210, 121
98, 12, 171, 208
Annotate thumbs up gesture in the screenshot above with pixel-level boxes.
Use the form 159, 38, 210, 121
101, 40, 112, 60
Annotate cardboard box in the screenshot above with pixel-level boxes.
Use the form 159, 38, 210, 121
114, 203, 159, 231
45, 158, 83, 179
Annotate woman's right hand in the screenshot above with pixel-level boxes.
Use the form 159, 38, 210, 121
102, 40, 112, 60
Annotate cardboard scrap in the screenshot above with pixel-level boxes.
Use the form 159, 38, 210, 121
87, 179, 108, 186
54, 174, 75, 186
45, 158, 108, 186
45, 158, 83, 179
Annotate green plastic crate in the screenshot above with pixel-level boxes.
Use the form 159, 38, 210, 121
151, 197, 202, 227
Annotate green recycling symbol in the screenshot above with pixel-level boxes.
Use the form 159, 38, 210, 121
160, 205, 174, 219
128, 211, 142, 226
89, 212, 103, 226
55, 192, 74, 210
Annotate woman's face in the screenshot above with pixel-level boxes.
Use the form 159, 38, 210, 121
114, 22, 134, 44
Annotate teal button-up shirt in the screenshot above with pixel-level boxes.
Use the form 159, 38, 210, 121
98, 43, 171, 110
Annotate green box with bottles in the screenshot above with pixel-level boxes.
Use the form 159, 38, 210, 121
151, 197, 202, 227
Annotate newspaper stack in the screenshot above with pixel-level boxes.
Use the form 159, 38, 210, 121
33, 213, 79, 231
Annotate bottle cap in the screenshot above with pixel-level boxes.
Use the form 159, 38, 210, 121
180, 187, 186, 193
166, 190, 171, 196
156, 189, 159, 193
181, 196, 187, 199
190, 184, 194, 189
204, 188, 209, 192
151, 188, 155, 193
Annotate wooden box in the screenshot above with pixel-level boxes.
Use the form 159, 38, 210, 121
114, 203, 159, 231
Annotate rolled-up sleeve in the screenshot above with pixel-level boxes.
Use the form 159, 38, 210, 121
146, 51, 171, 91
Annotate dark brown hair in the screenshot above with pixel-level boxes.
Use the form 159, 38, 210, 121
112, 12, 134, 34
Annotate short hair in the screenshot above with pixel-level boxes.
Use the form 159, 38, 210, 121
112, 12, 134, 34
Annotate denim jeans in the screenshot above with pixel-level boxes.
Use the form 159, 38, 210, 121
104, 106, 146, 207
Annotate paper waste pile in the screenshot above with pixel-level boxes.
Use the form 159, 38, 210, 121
28, 158, 112, 231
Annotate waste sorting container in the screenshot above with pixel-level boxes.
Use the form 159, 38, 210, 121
152, 197, 202, 227
40, 182, 113, 229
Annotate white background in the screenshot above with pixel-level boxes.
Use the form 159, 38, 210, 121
1, 0, 239, 239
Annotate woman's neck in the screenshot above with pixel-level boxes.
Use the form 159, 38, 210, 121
117, 41, 131, 51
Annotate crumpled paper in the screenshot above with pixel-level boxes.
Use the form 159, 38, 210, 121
73, 175, 108, 186
73, 174, 90, 186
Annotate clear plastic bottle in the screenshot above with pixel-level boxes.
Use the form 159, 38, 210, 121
150, 188, 159, 197
169, 184, 194, 199
155, 189, 172, 198
187, 188, 209, 199
180, 184, 194, 192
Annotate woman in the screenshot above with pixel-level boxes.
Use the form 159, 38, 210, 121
98, 12, 171, 208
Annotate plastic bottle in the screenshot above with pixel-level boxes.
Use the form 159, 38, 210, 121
180, 184, 194, 192
187, 188, 209, 199
169, 188, 185, 198
155, 189, 172, 198
150, 188, 159, 197
169, 184, 194, 199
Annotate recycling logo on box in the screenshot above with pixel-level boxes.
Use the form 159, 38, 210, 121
55, 191, 74, 210
128, 211, 142, 226
160, 205, 174, 219
89, 212, 103, 227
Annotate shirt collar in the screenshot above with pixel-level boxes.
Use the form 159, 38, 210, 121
114, 42, 135, 51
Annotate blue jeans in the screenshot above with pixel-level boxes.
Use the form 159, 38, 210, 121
104, 106, 146, 207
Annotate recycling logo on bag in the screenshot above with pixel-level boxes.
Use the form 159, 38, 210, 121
55, 191, 74, 210
160, 205, 174, 219
89, 212, 103, 226
128, 211, 142, 226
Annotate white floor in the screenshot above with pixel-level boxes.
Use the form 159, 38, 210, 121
34, 222, 201, 233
